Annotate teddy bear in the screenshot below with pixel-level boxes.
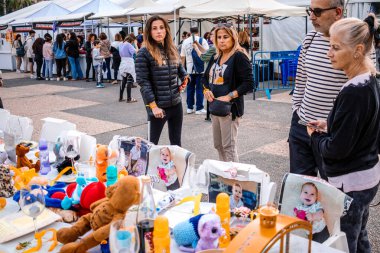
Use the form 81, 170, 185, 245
96, 144, 118, 182
173, 213, 225, 252
57, 176, 140, 253
16, 144, 40, 172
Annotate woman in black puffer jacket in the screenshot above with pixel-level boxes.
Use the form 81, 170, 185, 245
136, 15, 189, 146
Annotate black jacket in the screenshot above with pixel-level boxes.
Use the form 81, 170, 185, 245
136, 47, 187, 108
65, 39, 79, 58
84, 41, 92, 58
203, 50, 253, 118
311, 75, 380, 177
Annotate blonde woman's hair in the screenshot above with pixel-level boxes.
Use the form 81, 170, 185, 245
144, 15, 179, 66
330, 14, 378, 56
214, 26, 247, 59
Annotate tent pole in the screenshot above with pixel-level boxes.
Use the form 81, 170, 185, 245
305, 16, 308, 35
128, 15, 131, 34
237, 15, 240, 32
178, 17, 181, 45
174, 9, 177, 45
84, 17, 87, 40
249, 14, 253, 60
107, 17, 110, 39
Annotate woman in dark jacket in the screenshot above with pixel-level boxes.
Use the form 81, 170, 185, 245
308, 16, 380, 253
203, 25, 252, 162
136, 15, 189, 146
64, 32, 83, 80
85, 33, 96, 82
32, 38, 44, 80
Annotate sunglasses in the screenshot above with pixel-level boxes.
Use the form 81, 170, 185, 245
216, 23, 234, 28
306, 6, 337, 17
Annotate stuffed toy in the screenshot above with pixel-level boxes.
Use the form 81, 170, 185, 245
294, 208, 307, 221
16, 144, 40, 172
56, 154, 80, 175
0, 165, 15, 197
173, 213, 224, 252
57, 176, 140, 253
10, 166, 38, 190
61, 177, 88, 210
96, 144, 118, 183
53, 137, 65, 167
106, 165, 118, 187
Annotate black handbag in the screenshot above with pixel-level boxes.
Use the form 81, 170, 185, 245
209, 99, 232, 117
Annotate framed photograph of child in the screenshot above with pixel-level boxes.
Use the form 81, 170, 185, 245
119, 137, 150, 177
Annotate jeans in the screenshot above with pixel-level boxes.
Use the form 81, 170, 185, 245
103, 57, 111, 80
341, 183, 379, 253
288, 111, 326, 180
149, 102, 183, 146
120, 73, 134, 100
85, 57, 95, 80
44, 59, 53, 78
94, 64, 102, 84
55, 58, 66, 78
186, 74, 204, 111
68, 56, 83, 80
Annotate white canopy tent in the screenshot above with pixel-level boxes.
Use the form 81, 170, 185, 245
0, 1, 51, 25
179, 0, 306, 18
70, 0, 126, 18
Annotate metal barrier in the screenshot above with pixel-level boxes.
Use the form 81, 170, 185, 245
252, 50, 299, 100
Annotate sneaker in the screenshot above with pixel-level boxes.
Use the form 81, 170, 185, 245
63, 77, 68, 81
96, 83, 105, 88
16, 70, 21, 73
186, 108, 194, 114
86, 79, 90, 82
112, 80, 118, 85
45, 78, 50, 81
30, 74, 35, 79
195, 109, 207, 115
57, 77, 60, 81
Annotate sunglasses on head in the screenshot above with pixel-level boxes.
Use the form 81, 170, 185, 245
306, 6, 337, 17
216, 23, 234, 28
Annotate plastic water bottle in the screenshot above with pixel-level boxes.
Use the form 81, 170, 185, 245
39, 139, 50, 175
216, 192, 231, 247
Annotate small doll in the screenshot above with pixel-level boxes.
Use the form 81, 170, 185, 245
294, 182, 328, 242
229, 183, 244, 209
156, 147, 179, 191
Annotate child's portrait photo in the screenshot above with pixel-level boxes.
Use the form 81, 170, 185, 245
208, 173, 259, 210
120, 137, 149, 176
156, 147, 180, 191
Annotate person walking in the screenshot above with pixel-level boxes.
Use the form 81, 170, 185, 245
85, 33, 96, 82
99, 32, 112, 82
136, 15, 189, 146
53, 34, 67, 81
65, 32, 83, 81
203, 24, 252, 162
13, 34, 23, 73
119, 35, 137, 102
111, 33, 122, 84
24, 30, 36, 78
309, 15, 380, 253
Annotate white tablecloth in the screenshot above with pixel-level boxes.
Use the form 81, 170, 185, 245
0, 199, 345, 253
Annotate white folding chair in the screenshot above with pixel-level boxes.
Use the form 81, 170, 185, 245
0, 109, 10, 133
278, 173, 352, 252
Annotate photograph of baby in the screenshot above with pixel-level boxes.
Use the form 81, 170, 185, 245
208, 173, 259, 210
294, 182, 329, 243
120, 137, 149, 177
156, 147, 180, 191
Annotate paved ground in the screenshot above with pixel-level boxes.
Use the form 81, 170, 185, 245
1, 71, 380, 252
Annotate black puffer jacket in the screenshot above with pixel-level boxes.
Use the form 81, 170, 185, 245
136, 46, 187, 108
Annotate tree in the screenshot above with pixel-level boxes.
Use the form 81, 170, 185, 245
2, 0, 35, 15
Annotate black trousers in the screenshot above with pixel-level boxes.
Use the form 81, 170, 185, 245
288, 111, 326, 180
35, 58, 43, 78
85, 57, 95, 80
120, 74, 134, 100
0, 97, 3, 109
149, 102, 183, 146
55, 58, 66, 78
113, 58, 121, 80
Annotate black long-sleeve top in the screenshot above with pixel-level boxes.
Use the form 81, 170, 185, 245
311, 74, 380, 177
203, 50, 253, 118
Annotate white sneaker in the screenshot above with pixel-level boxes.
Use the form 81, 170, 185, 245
186, 108, 194, 114
195, 109, 207, 115
30, 74, 35, 79
45, 78, 50, 81
57, 77, 60, 81
16, 70, 21, 73
63, 77, 68, 81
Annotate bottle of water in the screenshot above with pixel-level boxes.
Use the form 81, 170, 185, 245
39, 139, 50, 175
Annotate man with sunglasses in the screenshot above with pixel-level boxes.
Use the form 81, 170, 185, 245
289, 0, 345, 180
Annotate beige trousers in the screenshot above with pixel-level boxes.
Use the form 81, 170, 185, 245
211, 114, 240, 162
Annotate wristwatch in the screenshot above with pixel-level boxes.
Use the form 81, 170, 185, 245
228, 92, 234, 99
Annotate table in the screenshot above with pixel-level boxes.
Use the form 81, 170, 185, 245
0, 200, 345, 253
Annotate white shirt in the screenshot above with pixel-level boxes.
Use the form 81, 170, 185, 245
180, 35, 209, 74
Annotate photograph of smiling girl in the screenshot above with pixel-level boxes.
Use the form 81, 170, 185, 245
208, 173, 259, 210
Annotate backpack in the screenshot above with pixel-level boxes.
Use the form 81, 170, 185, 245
16, 41, 25, 57
191, 37, 204, 73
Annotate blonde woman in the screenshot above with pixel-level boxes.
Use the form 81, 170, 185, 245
136, 15, 189, 146
203, 24, 253, 162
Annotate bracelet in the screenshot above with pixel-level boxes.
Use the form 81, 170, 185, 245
203, 88, 210, 95
149, 104, 157, 109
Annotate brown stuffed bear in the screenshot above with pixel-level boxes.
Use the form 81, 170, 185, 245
57, 176, 140, 253
16, 144, 40, 172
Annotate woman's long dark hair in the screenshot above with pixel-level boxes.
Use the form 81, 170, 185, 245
69, 32, 77, 41
56, 34, 64, 50
32, 38, 44, 53
144, 15, 179, 66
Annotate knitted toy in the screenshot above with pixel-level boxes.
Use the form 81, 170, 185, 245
57, 176, 140, 253
173, 213, 224, 252
96, 144, 118, 182
16, 144, 40, 172
0, 165, 15, 197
